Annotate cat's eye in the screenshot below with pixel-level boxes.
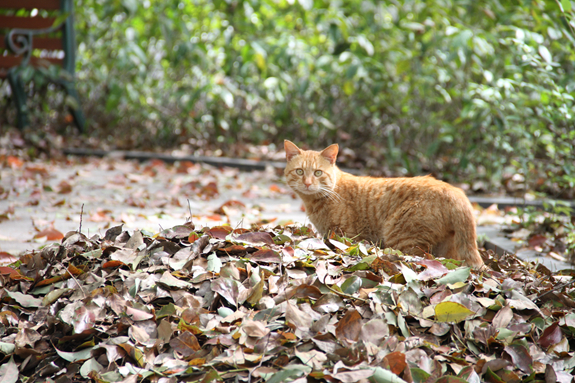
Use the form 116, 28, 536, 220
314, 170, 323, 177
295, 169, 304, 175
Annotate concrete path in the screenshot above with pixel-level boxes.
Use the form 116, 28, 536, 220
0, 156, 307, 255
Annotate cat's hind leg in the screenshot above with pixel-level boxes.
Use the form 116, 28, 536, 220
435, 230, 484, 268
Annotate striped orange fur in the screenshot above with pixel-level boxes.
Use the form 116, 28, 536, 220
284, 140, 484, 268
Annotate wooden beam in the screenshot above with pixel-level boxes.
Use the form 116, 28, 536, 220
0, 15, 57, 29
0, 0, 60, 10
0, 55, 63, 69
0, 35, 62, 50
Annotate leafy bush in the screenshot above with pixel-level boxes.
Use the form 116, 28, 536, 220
3, 0, 575, 196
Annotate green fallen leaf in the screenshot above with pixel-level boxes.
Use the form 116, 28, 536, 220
267, 365, 310, 383
346, 254, 377, 271
156, 302, 177, 319
81, 249, 102, 259
408, 367, 430, 383
435, 302, 474, 323
370, 366, 408, 383
341, 275, 362, 295
218, 307, 234, 318
80, 358, 104, 378
397, 313, 410, 337
0, 342, 15, 355
55, 346, 94, 362
436, 267, 470, 285
273, 234, 291, 245
401, 264, 418, 283
4, 290, 42, 308
42, 288, 71, 306
207, 252, 223, 273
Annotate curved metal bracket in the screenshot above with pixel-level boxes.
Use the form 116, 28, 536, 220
6, 24, 63, 67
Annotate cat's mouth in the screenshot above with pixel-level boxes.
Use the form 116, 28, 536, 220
297, 186, 320, 195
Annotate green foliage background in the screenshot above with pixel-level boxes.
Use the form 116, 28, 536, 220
5, 0, 575, 195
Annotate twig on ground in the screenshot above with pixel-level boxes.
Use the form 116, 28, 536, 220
535, 277, 575, 302
78, 203, 84, 233
187, 199, 193, 222
325, 284, 368, 303
57, 259, 87, 298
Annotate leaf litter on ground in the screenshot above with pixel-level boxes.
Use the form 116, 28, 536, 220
2, 220, 575, 383
503, 204, 575, 264
476, 202, 575, 266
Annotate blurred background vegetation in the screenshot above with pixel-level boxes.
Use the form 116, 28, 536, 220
1, 0, 574, 197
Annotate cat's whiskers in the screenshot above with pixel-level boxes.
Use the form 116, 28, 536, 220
320, 191, 338, 203
319, 186, 344, 203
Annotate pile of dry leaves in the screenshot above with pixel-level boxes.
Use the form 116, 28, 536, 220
1, 222, 575, 383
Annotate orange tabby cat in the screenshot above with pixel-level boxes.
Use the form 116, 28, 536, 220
284, 140, 484, 268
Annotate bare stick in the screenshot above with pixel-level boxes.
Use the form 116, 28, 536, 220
78, 203, 84, 233
57, 259, 87, 298
325, 284, 368, 303
187, 199, 195, 225
535, 277, 575, 302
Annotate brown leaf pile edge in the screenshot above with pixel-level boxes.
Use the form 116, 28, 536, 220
1, 222, 575, 383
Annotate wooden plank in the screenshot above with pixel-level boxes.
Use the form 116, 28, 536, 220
0, 15, 57, 29
0, 55, 24, 68
0, 55, 63, 68
33, 36, 62, 49
0, 0, 60, 10
0, 35, 62, 50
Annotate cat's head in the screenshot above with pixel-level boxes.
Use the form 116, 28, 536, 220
284, 140, 339, 196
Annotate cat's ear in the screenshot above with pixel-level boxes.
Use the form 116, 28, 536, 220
284, 140, 302, 161
320, 144, 339, 165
